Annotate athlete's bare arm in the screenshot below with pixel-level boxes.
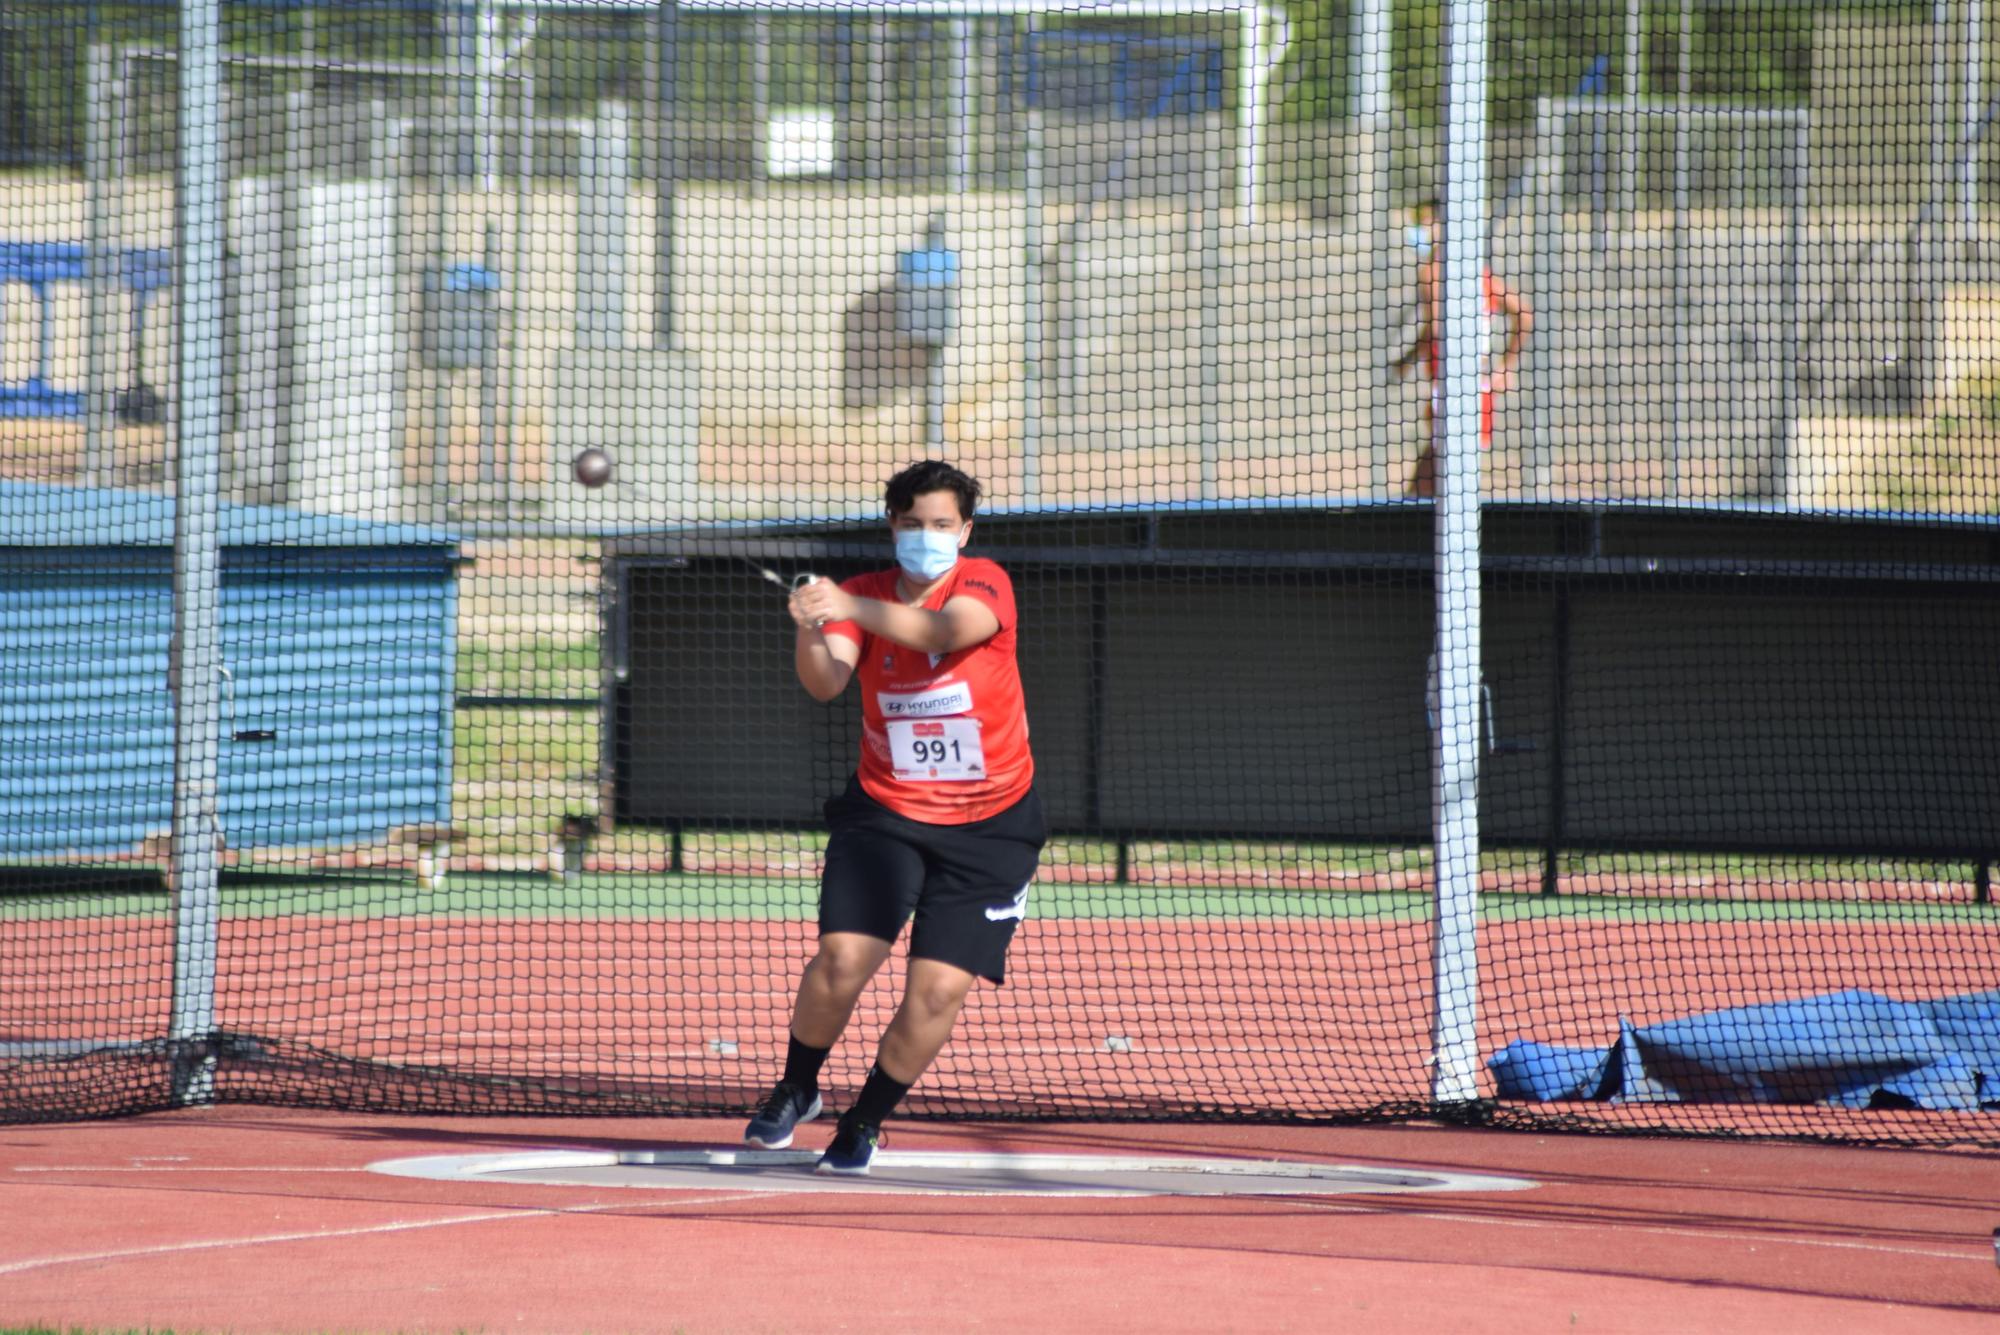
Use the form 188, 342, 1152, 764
1394, 255, 1440, 378
792, 581, 1000, 659
793, 617, 860, 702
1487, 274, 1533, 393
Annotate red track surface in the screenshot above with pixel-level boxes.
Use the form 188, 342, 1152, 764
12, 910, 2000, 1328
6, 1109, 2000, 1333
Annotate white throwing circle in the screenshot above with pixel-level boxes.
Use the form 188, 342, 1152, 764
369, 1148, 1538, 1198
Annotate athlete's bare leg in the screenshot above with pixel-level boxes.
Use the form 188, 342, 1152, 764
1406, 401, 1439, 498
873, 957, 978, 1084
789, 931, 893, 1048
1407, 444, 1437, 498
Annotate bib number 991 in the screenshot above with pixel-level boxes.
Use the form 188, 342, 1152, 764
887, 717, 986, 781
910, 737, 961, 765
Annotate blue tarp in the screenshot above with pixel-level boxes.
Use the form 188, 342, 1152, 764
1490, 989, 2000, 1111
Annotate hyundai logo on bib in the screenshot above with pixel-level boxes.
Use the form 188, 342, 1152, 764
879, 682, 974, 718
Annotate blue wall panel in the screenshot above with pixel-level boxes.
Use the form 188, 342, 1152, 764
0, 490, 456, 863
0, 575, 173, 856
217, 563, 456, 851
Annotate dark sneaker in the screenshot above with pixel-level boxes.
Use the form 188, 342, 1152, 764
815, 1120, 884, 1176
743, 1082, 821, 1150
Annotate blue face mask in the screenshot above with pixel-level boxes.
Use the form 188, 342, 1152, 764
1405, 224, 1433, 259
895, 527, 964, 582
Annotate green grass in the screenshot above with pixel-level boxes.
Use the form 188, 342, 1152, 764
1, 870, 1990, 928
456, 637, 599, 699
0, 1329, 524, 1335
1, 1326, 517, 1335
455, 708, 597, 775
657, 832, 1979, 887
3, 1328, 183, 1335
1104, 841, 1430, 877
1871, 374, 2000, 516
1537, 849, 1981, 884
451, 633, 603, 861
452, 707, 599, 860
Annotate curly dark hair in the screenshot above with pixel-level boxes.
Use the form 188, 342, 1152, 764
884, 460, 982, 521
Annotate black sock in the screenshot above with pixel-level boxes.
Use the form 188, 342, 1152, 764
844, 1063, 912, 1130
782, 1034, 830, 1093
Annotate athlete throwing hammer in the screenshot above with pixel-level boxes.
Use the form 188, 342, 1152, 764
744, 460, 1044, 1175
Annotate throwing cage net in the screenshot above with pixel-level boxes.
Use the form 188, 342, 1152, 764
2, 1, 1998, 1144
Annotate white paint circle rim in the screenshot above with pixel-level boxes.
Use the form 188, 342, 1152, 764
368, 1149, 1539, 1197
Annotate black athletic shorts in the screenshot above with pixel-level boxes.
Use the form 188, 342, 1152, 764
818, 775, 1047, 985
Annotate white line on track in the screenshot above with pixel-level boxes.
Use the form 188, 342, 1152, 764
15, 1166, 370, 1173
1280, 1197, 1989, 1265
12, 1166, 1983, 1270
0, 1192, 770, 1278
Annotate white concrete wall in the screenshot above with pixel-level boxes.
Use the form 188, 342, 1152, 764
5, 169, 1999, 515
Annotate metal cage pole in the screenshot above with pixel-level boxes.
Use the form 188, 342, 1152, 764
1967, 0, 1984, 228
1669, 0, 1692, 498
1528, 95, 1558, 499
169, 0, 228, 1107
1357, 0, 1392, 496
1022, 19, 1043, 506
654, 0, 681, 350
950, 18, 972, 192
85, 43, 115, 488
1431, 0, 1490, 1110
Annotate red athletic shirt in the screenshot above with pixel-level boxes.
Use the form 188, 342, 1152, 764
1423, 271, 1505, 447
818, 557, 1034, 824
1420, 270, 1505, 381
